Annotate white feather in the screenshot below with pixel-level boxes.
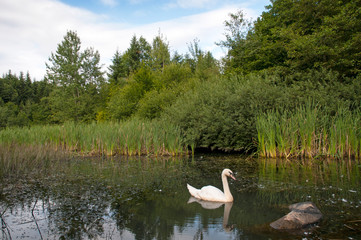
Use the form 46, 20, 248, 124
186, 168, 235, 202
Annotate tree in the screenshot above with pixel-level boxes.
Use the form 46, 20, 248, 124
107, 66, 155, 120
46, 31, 82, 86
16, 72, 34, 105
46, 30, 104, 122
108, 50, 127, 86
150, 32, 170, 71
217, 10, 254, 74
220, 1, 361, 77
186, 39, 219, 80
108, 35, 151, 83
124, 35, 151, 75
0, 71, 53, 128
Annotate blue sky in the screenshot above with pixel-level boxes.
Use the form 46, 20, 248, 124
0, 0, 270, 80
59, 0, 270, 24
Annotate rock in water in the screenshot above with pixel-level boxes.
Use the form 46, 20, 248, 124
270, 202, 322, 230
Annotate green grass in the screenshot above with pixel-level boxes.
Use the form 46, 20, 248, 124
256, 104, 361, 159
0, 119, 189, 156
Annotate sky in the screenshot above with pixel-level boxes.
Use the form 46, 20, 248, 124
0, 0, 270, 80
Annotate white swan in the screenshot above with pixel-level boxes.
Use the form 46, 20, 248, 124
187, 168, 236, 202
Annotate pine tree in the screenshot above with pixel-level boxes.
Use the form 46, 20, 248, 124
108, 50, 127, 86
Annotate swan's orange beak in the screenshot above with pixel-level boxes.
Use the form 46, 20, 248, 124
230, 173, 236, 180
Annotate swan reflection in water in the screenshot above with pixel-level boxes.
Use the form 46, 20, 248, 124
187, 197, 234, 232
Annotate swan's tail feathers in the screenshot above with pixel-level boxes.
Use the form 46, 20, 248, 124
187, 184, 200, 199
187, 196, 198, 204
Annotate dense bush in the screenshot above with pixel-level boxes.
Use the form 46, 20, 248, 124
136, 64, 194, 119
162, 74, 282, 151
162, 69, 361, 152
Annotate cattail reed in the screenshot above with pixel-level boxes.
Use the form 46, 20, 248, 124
0, 119, 189, 156
256, 104, 361, 159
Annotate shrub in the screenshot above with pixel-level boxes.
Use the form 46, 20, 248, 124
162, 74, 284, 151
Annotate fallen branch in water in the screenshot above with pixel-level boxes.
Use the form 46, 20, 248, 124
344, 224, 356, 231
347, 220, 361, 223
1, 206, 12, 240
32, 199, 43, 240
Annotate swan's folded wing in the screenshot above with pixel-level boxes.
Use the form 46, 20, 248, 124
187, 184, 201, 199
198, 185, 226, 202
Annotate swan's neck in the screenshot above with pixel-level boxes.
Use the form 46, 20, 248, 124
222, 174, 233, 202
223, 202, 233, 230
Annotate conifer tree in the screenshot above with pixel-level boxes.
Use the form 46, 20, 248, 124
151, 32, 170, 71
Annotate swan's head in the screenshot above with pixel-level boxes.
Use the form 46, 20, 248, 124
223, 168, 236, 180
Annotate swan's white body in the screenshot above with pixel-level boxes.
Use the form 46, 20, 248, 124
187, 168, 236, 202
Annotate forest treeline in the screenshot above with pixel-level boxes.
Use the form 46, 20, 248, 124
1, 0, 361, 156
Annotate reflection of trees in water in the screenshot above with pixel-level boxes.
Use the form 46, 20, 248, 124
111, 191, 191, 240
46, 178, 112, 239
1, 177, 115, 239
1, 156, 360, 239
0, 157, 195, 239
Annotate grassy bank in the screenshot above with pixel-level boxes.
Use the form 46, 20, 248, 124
256, 104, 361, 159
2, 104, 360, 160
0, 119, 188, 156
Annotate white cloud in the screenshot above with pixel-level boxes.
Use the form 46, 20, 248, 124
0, 0, 110, 79
0, 0, 257, 80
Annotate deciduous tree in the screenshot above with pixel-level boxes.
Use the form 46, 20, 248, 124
46, 30, 104, 122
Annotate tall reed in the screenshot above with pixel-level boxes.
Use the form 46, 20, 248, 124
0, 143, 68, 178
0, 119, 188, 156
256, 104, 361, 159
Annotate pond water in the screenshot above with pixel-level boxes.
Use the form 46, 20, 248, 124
1, 155, 360, 239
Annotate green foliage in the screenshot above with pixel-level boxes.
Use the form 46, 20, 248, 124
162, 69, 361, 153
0, 71, 52, 128
46, 30, 105, 123
186, 39, 220, 81
0, 71, 33, 105
105, 41, 217, 121
221, 1, 361, 77
108, 35, 152, 81
107, 66, 156, 120
107, 50, 127, 86
163, 74, 283, 151
136, 63, 193, 119
150, 32, 171, 71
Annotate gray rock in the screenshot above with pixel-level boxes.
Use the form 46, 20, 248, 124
270, 202, 322, 230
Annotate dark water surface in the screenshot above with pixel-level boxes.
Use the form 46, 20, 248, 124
1, 155, 360, 239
